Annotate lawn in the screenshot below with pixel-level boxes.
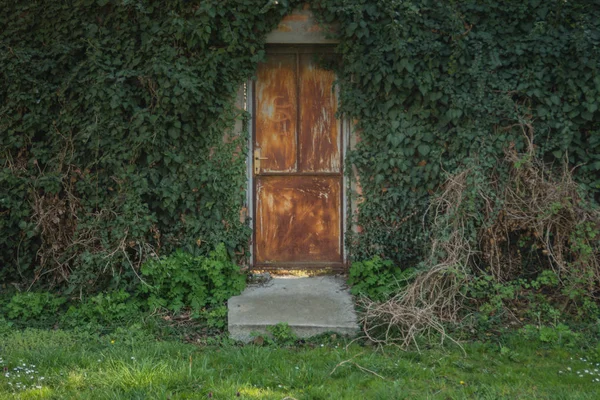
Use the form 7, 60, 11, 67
1, 324, 599, 399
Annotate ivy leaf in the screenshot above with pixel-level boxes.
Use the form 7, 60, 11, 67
581, 111, 593, 121
418, 144, 431, 156
346, 22, 358, 36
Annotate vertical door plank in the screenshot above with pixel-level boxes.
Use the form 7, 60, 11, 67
298, 54, 340, 173
255, 54, 298, 173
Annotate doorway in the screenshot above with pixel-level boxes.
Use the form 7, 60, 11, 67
251, 47, 344, 271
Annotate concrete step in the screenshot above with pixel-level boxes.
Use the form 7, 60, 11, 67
228, 276, 360, 342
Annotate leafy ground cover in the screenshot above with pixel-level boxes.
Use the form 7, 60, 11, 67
0, 323, 599, 399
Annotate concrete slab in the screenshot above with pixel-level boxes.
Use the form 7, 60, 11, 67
228, 276, 359, 342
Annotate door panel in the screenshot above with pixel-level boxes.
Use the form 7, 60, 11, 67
255, 54, 297, 173
255, 176, 341, 263
253, 49, 343, 269
299, 54, 340, 173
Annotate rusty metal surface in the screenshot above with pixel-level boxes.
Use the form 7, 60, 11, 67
253, 49, 343, 268
299, 54, 340, 173
255, 54, 297, 173
255, 176, 341, 264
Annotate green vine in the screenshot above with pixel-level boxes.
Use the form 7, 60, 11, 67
312, 0, 599, 265
1, 0, 599, 293
0, 0, 297, 289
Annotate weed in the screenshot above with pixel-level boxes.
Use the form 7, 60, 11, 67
521, 323, 582, 348
266, 323, 298, 346
139, 243, 245, 315
4, 292, 66, 322
348, 256, 414, 301
62, 289, 140, 327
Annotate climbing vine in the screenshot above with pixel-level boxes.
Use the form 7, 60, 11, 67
312, 0, 600, 265
0, 0, 297, 290
1, 0, 599, 294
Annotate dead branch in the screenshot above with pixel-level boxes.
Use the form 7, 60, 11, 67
358, 123, 600, 349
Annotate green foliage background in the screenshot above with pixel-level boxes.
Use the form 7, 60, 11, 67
313, 0, 600, 265
1, 0, 599, 292
0, 0, 291, 290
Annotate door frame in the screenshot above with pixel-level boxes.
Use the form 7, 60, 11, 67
245, 45, 349, 272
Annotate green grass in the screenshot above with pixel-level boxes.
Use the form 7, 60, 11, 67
0, 325, 599, 399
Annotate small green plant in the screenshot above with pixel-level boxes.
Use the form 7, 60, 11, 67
4, 292, 66, 321
63, 289, 140, 326
521, 323, 581, 348
467, 271, 576, 330
579, 298, 600, 322
266, 322, 298, 346
347, 256, 414, 301
110, 323, 155, 343
0, 318, 13, 335
139, 243, 246, 315
570, 222, 598, 260
499, 345, 521, 362
199, 306, 229, 330
530, 270, 559, 289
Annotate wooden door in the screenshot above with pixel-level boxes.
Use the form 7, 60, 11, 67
253, 49, 343, 270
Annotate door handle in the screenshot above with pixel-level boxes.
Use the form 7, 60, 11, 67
254, 149, 268, 175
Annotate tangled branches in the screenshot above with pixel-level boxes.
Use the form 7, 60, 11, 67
359, 131, 600, 349
359, 169, 475, 350
482, 136, 600, 285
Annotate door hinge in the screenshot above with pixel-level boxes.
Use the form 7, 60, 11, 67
254, 148, 268, 175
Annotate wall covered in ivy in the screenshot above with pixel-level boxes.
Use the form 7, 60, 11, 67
313, 0, 600, 265
1, 0, 599, 291
0, 0, 292, 290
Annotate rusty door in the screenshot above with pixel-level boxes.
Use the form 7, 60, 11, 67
253, 48, 343, 270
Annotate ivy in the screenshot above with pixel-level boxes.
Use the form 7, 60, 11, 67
312, 0, 600, 265
0, 0, 297, 290
1, 0, 599, 291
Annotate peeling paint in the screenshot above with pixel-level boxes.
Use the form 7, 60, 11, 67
255, 176, 341, 263
254, 51, 342, 267
299, 54, 340, 172
256, 54, 297, 172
